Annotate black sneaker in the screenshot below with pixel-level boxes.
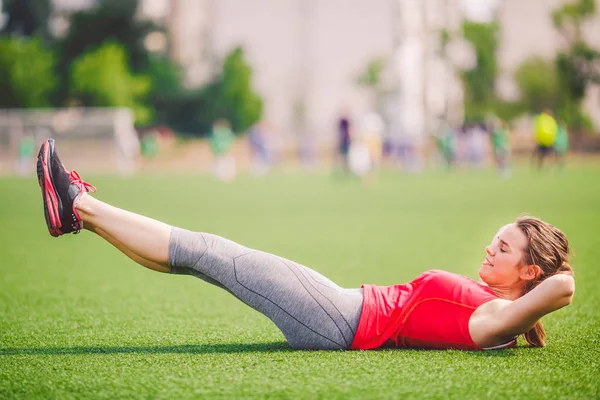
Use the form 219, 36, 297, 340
36, 139, 96, 237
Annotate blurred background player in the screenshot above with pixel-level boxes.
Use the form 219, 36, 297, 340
533, 110, 558, 169
491, 119, 511, 177
554, 121, 569, 169
347, 130, 371, 181
434, 122, 457, 170
15, 134, 35, 176
466, 121, 488, 170
362, 112, 384, 172
140, 131, 159, 160
347, 111, 383, 182
247, 121, 270, 177
335, 113, 352, 174
210, 119, 236, 182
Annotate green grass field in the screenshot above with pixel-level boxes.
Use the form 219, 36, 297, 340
1, 166, 599, 399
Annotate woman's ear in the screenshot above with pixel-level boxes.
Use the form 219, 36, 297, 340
520, 264, 541, 281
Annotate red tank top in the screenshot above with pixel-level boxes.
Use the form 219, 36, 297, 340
351, 270, 507, 350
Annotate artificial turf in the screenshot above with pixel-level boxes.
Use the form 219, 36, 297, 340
0, 165, 598, 399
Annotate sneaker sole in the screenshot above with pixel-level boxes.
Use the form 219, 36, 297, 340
37, 140, 63, 237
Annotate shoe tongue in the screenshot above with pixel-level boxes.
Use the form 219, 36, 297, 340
67, 184, 81, 204
51, 156, 72, 196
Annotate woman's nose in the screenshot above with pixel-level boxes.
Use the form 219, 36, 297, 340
485, 246, 494, 256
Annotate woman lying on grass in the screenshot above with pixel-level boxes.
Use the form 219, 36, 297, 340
37, 139, 575, 351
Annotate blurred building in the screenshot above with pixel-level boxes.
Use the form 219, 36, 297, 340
139, 0, 214, 88
46, 0, 600, 143
392, 0, 468, 147
208, 0, 399, 146
164, 0, 467, 147
154, 0, 600, 145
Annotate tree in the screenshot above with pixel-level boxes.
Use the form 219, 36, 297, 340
153, 47, 263, 136
146, 55, 183, 97
56, 0, 159, 105
60, 0, 158, 73
552, 0, 599, 132
70, 42, 152, 125
0, 36, 56, 108
211, 47, 263, 133
461, 21, 499, 122
552, 0, 596, 44
514, 57, 560, 114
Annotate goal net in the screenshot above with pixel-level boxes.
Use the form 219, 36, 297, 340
0, 107, 140, 176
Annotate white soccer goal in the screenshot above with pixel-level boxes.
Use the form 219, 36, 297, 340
0, 108, 140, 176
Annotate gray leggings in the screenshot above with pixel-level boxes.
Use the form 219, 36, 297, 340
168, 227, 363, 350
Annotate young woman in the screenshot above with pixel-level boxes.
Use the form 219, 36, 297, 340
37, 139, 575, 351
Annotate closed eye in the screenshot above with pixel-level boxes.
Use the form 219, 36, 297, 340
498, 237, 512, 253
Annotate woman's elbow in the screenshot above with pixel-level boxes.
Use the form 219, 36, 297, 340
554, 274, 575, 304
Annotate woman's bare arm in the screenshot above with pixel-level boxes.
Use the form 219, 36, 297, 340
493, 274, 575, 338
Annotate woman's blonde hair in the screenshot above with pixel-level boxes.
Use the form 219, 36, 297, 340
515, 216, 573, 347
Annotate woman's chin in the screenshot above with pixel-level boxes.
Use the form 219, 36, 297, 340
478, 268, 489, 284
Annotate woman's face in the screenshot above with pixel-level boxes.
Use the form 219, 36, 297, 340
479, 224, 529, 287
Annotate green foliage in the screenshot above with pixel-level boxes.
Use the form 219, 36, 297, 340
552, 0, 596, 40
59, 0, 157, 73
144, 55, 184, 127
56, 0, 159, 105
156, 47, 263, 136
514, 57, 560, 114
146, 55, 183, 97
493, 99, 525, 123
213, 47, 263, 132
439, 29, 451, 49
551, 0, 599, 133
151, 89, 207, 135
357, 58, 386, 89
508, 0, 599, 132
356, 57, 388, 116
461, 21, 499, 122
70, 42, 152, 125
555, 44, 600, 100
0, 36, 56, 107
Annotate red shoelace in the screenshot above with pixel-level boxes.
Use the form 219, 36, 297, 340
69, 170, 97, 194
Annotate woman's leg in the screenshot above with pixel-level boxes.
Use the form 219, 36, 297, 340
84, 221, 169, 273
168, 228, 363, 350
75, 194, 363, 350
75, 195, 171, 268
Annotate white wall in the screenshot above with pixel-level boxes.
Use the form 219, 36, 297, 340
211, 0, 395, 141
